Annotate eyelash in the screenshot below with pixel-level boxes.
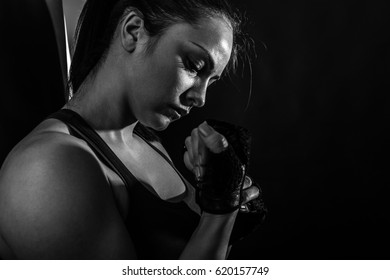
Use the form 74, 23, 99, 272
185, 59, 204, 75
181, 58, 217, 87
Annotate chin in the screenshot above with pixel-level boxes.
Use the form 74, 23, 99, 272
152, 123, 169, 131
140, 115, 171, 131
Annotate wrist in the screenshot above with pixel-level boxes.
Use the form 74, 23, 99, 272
201, 209, 238, 220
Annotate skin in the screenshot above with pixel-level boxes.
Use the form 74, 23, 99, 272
0, 11, 259, 259
122, 17, 232, 131
66, 12, 232, 131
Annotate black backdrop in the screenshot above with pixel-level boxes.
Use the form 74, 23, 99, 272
159, 0, 390, 259
1, 0, 389, 259
0, 0, 65, 162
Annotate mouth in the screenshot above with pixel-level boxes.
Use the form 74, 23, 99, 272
169, 105, 191, 119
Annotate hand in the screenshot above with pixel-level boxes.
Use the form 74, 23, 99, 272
230, 175, 268, 244
240, 175, 262, 213
183, 120, 253, 214
183, 121, 227, 181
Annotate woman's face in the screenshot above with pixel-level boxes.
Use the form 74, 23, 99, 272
127, 16, 233, 130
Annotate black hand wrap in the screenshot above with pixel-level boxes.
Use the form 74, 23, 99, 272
193, 119, 268, 243
229, 179, 268, 245
195, 119, 251, 214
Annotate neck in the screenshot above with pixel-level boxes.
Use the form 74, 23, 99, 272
64, 63, 137, 143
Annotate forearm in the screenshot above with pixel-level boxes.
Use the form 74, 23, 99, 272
179, 210, 238, 260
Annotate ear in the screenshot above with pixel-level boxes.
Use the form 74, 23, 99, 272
120, 10, 145, 53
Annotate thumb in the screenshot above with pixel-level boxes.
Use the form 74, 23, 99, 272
198, 121, 228, 154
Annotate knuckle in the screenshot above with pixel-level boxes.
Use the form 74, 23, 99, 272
191, 128, 198, 137
241, 186, 260, 203
252, 192, 260, 200
240, 205, 249, 212
241, 189, 250, 202
184, 153, 193, 168
216, 134, 227, 145
250, 185, 260, 199
245, 176, 253, 186
209, 134, 228, 153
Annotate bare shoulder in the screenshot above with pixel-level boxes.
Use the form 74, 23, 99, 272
0, 118, 106, 195
0, 119, 136, 259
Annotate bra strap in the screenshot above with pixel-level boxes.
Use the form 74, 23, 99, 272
48, 109, 138, 191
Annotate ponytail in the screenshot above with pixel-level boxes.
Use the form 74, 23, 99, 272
68, 0, 119, 96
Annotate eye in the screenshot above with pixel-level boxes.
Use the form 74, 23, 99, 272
185, 58, 205, 75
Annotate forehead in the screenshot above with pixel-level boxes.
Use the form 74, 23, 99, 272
162, 16, 233, 72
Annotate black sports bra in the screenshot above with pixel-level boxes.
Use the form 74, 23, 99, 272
49, 109, 200, 259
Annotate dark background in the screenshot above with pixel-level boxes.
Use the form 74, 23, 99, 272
1, 0, 389, 259
160, 0, 390, 259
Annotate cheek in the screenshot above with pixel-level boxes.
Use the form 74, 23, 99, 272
172, 71, 194, 94
142, 53, 195, 103
145, 59, 175, 91
152, 66, 193, 100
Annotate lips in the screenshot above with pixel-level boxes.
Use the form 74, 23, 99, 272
170, 105, 190, 118
167, 107, 180, 120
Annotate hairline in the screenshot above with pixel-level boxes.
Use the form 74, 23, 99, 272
72, 8, 237, 95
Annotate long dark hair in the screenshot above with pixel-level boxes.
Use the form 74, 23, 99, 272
68, 0, 248, 98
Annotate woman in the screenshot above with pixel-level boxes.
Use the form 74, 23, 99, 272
0, 0, 264, 259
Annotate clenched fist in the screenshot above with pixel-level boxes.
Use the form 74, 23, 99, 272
184, 120, 259, 214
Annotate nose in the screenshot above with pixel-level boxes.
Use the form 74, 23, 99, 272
186, 81, 207, 108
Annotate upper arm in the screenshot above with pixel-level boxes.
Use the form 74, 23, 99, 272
0, 137, 136, 259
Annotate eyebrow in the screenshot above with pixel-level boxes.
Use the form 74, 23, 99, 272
190, 41, 220, 80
